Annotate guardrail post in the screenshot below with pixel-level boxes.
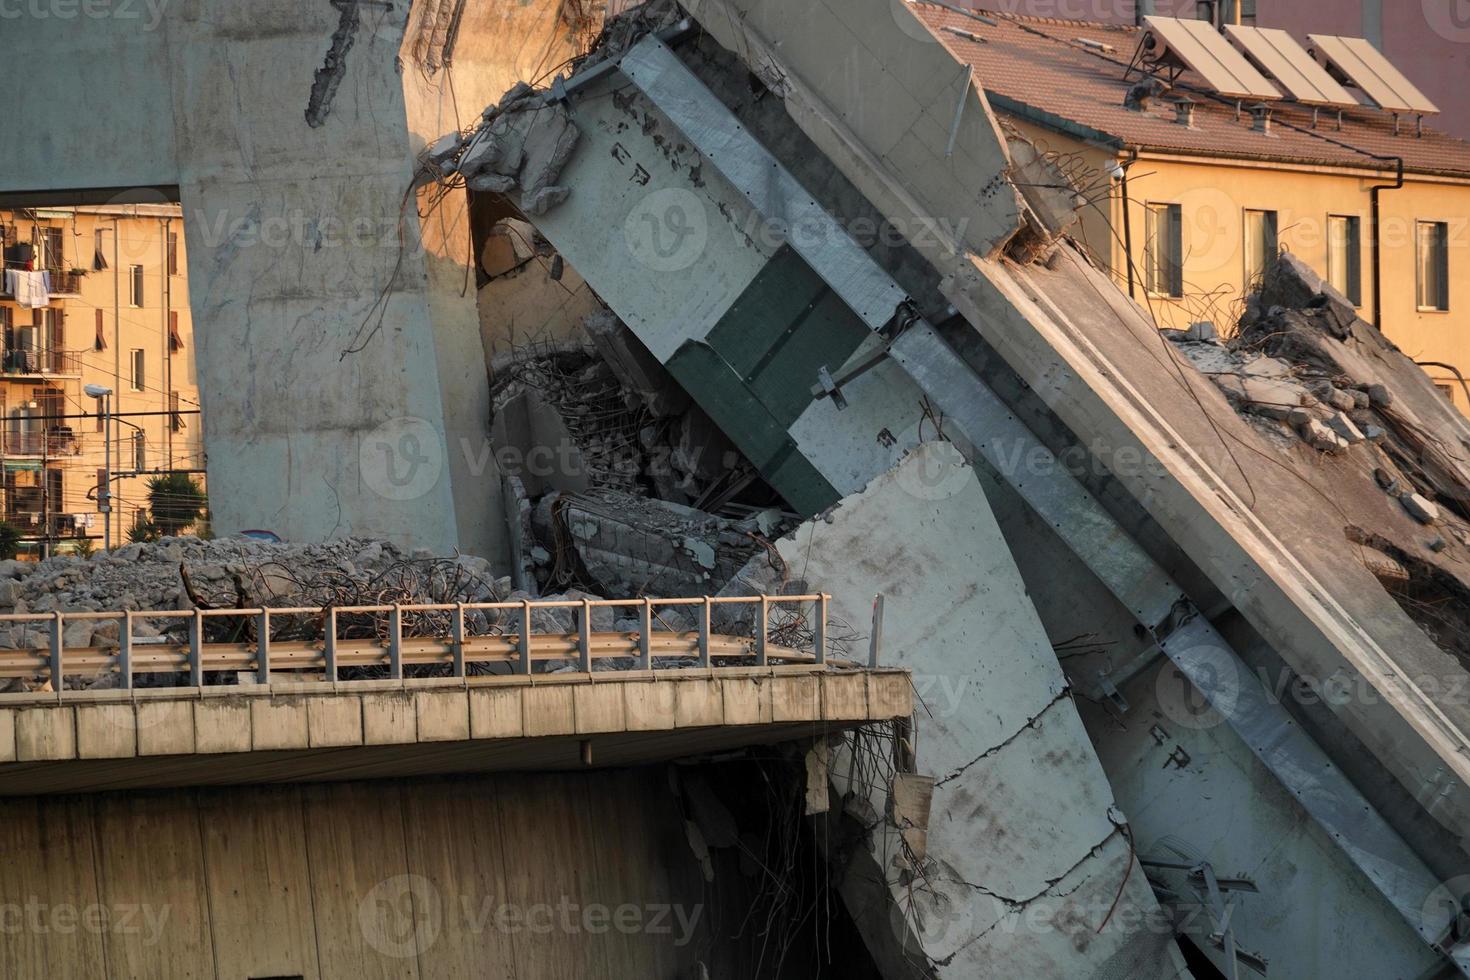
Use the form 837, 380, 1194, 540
518, 600, 532, 675
815, 594, 828, 665
578, 598, 592, 672
756, 595, 768, 666
452, 603, 466, 678
256, 609, 271, 685
49, 610, 63, 694
323, 607, 337, 683
638, 598, 652, 670
698, 597, 711, 668
388, 605, 403, 680
119, 611, 133, 690
189, 609, 204, 688
869, 593, 885, 667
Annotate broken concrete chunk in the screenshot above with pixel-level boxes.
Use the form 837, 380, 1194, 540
1185, 320, 1218, 343
424, 131, 465, 176
1301, 419, 1349, 453
467, 172, 518, 194
1400, 492, 1440, 525
1287, 407, 1314, 428
522, 185, 571, 215
1324, 412, 1365, 445
1367, 383, 1393, 408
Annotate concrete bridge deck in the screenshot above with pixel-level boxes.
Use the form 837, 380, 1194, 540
0, 667, 912, 795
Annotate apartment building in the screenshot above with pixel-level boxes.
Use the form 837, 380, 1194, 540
0, 205, 201, 555
916, 7, 1470, 408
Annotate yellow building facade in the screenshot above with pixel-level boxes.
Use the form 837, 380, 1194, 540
1016, 128, 1470, 407
0, 205, 202, 555
912, 8, 1470, 410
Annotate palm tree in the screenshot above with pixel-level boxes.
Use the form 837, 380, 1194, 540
146, 473, 207, 538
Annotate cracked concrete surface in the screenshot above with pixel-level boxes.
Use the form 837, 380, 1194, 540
737, 443, 1186, 977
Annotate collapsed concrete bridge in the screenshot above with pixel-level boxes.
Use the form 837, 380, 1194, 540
9, 0, 1470, 977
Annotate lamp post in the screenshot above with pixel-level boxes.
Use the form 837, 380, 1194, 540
84, 384, 113, 551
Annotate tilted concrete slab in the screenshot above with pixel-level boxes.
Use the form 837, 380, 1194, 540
735, 443, 1185, 977
0, 668, 909, 796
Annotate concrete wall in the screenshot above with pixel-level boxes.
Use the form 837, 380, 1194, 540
0, 770, 777, 979
768, 444, 1185, 978
1, 0, 499, 557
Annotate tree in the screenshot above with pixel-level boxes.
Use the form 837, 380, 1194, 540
0, 522, 21, 561
146, 473, 207, 537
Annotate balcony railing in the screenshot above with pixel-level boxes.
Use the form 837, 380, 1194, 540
47, 270, 83, 295
0, 268, 83, 297
0, 513, 86, 539
2, 427, 80, 457
2, 348, 83, 376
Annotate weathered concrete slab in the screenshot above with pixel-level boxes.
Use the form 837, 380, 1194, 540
745, 444, 1178, 977
0, 670, 908, 795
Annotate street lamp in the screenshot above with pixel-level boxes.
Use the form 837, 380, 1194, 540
84, 384, 113, 551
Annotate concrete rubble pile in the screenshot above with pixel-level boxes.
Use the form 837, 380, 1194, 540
0, 536, 661, 690
492, 309, 779, 599
1166, 253, 1470, 668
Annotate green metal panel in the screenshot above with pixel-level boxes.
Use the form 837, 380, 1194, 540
706, 246, 870, 427
666, 340, 839, 515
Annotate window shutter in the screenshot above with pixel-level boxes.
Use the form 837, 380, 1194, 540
95, 309, 107, 351
53, 307, 63, 349
168, 311, 183, 352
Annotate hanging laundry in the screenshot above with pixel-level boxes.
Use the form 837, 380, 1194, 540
6, 269, 51, 309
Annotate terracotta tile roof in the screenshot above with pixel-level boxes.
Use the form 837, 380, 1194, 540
911, 5, 1470, 179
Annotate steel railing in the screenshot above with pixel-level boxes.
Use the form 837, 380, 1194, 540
2, 348, 83, 376
0, 593, 838, 694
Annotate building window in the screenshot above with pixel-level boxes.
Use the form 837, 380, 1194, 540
133, 431, 146, 473
1145, 202, 1183, 298
94, 395, 105, 432
130, 348, 145, 391
1417, 221, 1450, 312
129, 264, 144, 308
1243, 209, 1279, 289
93, 228, 109, 271
94, 309, 107, 352
167, 232, 179, 276
1436, 383, 1456, 402
36, 227, 63, 273
1327, 215, 1362, 306
168, 310, 183, 353
169, 391, 182, 432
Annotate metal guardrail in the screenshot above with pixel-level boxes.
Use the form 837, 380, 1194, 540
0, 593, 836, 694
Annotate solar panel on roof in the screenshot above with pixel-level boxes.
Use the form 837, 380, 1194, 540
1308, 34, 1439, 114
1142, 16, 1281, 101
1226, 25, 1357, 107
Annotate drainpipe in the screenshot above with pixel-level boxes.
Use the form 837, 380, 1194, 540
1119, 151, 1139, 299
1370, 157, 1405, 334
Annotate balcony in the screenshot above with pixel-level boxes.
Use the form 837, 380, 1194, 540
1, 512, 86, 539
1, 348, 83, 377
0, 268, 84, 298
47, 270, 83, 296
2, 427, 80, 458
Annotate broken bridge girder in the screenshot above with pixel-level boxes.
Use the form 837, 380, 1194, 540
609, 32, 1466, 975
